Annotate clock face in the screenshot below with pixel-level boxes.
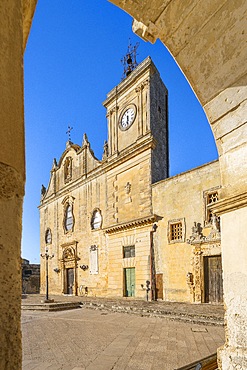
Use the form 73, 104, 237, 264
120, 106, 136, 130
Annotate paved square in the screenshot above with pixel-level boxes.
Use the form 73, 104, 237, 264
22, 307, 224, 370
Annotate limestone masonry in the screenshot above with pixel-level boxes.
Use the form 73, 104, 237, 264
39, 57, 222, 304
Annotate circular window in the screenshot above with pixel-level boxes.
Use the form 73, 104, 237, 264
91, 210, 102, 230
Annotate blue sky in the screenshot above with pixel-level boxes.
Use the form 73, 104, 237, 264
22, 0, 218, 263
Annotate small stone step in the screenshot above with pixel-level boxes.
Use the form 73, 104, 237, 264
22, 301, 82, 311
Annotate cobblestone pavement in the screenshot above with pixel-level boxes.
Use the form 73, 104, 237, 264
22, 296, 225, 370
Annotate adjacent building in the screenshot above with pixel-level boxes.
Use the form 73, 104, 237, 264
22, 258, 40, 294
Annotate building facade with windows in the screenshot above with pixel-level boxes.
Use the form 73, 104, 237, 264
39, 57, 222, 303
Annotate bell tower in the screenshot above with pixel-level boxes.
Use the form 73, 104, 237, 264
103, 54, 169, 183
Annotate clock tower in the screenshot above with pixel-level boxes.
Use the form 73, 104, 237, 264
103, 56, 169, 184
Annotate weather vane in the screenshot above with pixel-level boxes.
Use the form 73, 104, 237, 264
121, 39, 139, 79
66, 125, 73, 141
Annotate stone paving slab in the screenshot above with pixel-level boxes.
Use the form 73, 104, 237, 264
22, 295, 224, 325
22, 306, 225, 370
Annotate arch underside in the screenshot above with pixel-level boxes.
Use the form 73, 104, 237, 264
109, 1, 247, 369
110, 0, 247, 196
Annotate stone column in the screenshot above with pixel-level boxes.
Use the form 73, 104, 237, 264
212, 195, 247, 370
0, 1, 25, 368
206, 83, 247, 370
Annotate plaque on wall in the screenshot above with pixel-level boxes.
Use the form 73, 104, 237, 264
90, 245, 98, 274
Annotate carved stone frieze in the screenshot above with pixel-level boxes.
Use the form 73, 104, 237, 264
187, 221, 222, 303
193, 246, 203, 303
187, 222, 205, 244
187, 219, 221, 245
90, 245, 98, 252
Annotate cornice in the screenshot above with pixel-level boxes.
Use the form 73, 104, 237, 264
210, 191, 247, 216
104, 215, 158, 234
105, 134, 155, 171
103, 57, 156, 107
39, 135, 155, 209
60, 240, 78, 248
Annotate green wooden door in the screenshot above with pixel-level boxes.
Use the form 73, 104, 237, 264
125, 268, 135, 297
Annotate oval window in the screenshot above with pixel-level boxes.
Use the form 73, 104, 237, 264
91, 210, 102, 230
65, 204, 74, 231
45, 228, 52, 244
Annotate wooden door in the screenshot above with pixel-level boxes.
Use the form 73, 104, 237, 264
155, 273, 163, 300
67, 268, 74, 295
124, 268, 135, 297
204, 256, 223, 303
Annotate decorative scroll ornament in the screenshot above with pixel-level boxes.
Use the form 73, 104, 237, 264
90, 245, 97, 252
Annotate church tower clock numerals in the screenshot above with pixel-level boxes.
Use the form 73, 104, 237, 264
119, 105, 136, 131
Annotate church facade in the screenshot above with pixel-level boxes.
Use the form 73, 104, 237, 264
39, 57, 222, 304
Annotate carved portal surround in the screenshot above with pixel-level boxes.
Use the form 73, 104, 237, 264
59, 240, 79, 295
187, 221, 221, 303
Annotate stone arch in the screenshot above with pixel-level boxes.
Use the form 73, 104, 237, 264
110, 1, 246, 186
109, 2, 247, 368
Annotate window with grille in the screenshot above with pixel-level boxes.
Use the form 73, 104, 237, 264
168, 218, 185, 243
123, 245, 135, 258
204, 190, 219, 225
170, 222, 183, 241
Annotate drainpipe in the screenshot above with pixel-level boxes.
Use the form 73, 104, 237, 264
150, 224, 157, 300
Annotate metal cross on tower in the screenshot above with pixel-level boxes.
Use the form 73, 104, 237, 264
121, 39, 139, 79
66, 125, 73, 141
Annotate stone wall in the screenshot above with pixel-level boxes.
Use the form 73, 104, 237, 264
152, 160, 221, 302
0, 1, 25, 368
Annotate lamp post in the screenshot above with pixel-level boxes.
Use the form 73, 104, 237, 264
40, 246, 54, 303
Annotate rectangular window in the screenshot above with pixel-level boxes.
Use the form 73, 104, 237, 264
168, 218, 185, 243
123, 245, 135, 258
204, 189, 219, 226
170, 222, 183, 241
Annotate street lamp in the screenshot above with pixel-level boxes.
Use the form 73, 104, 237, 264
40, 246, 54, 303
141, 280, 151, 301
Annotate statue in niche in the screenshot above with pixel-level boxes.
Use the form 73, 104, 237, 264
64, 157, 72, 183
125, 182, 131, 194
211, 213, 220, 231
63, 247, 74, 260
